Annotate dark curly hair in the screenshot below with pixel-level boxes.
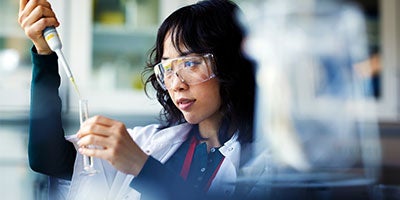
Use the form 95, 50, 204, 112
143, 0, 255, 144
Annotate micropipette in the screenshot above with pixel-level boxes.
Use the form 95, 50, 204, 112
43, 26, 81, 98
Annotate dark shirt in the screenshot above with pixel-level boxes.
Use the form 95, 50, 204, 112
131, 125, 225, 199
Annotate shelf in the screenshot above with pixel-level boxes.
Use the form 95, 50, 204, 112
72, 90, 162, 115
93, 24, 157, 53
93, 23, 157, 34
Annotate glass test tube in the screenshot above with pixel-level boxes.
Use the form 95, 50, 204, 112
79, 99, 99, 176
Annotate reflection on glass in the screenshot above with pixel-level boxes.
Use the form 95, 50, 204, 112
239, 0, 381, 199
0, 2, 34, 110
350, 0, 381, 98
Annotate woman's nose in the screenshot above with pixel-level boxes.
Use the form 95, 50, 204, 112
169, 72, 188, 91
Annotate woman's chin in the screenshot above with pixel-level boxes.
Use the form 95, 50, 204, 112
183, 115, 201, 124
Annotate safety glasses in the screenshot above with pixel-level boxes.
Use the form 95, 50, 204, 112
154, 53, 216, 90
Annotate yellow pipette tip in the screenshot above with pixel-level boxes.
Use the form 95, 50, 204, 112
69, 77, 82, 99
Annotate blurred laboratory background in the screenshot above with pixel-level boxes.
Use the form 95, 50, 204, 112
0, 0, 399, 199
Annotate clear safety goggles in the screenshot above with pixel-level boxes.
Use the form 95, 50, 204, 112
154, 53, 216, 90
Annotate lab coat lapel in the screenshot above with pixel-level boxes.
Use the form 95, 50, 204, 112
147, 123, 191, 163
107, 123, 192, 199
209, 132, 241, 195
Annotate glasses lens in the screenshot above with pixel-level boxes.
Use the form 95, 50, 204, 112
155, 54, 215, 90
176, 56, 212, 83
154, 64, 166, 90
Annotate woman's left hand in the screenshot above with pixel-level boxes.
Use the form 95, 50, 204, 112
77, 115, 148, 176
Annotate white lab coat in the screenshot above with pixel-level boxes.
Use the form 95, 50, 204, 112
53, 123, 242, 200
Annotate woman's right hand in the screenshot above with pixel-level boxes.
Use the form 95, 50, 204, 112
18, 0, 60, 55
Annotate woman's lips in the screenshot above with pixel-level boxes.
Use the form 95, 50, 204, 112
177, 98, 195, 111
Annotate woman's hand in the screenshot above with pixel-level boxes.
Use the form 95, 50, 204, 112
77, 116, 149, 176
18, 0, 59, 54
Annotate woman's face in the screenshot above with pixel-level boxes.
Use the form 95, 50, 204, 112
162, 34, 222, 125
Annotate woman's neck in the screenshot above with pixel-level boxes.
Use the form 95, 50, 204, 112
197, 117, 236, 151
198, 120, 220, 150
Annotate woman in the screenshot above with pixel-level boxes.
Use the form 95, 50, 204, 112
18, 0, 256, 199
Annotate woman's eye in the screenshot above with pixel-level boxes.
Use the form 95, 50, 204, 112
184, 60, 200, 68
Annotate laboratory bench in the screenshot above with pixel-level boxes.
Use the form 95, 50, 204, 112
377, 122, 400, 185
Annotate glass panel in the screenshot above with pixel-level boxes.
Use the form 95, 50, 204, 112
240, 0, 381, 198
0, 2, 45, 199
91, 0, 159, 91
350, 0, 381, 99
0, 0, 34, 114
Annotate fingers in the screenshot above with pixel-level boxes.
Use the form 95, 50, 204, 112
19, 0, 28, 13
77, 132, 112, 149
19, 0, 40, 20
77, 136, 148, 176
76, 131, 123, 166
78, 115, 126, 137
84, 115, 120, 127
22, 13, 59, 40
23, 4, 57, 27
18, 1, 58, 30
78, 121, 109, 137
75, 115, 148, 176
77, 115, 128, 148
18, 0, 59, 53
